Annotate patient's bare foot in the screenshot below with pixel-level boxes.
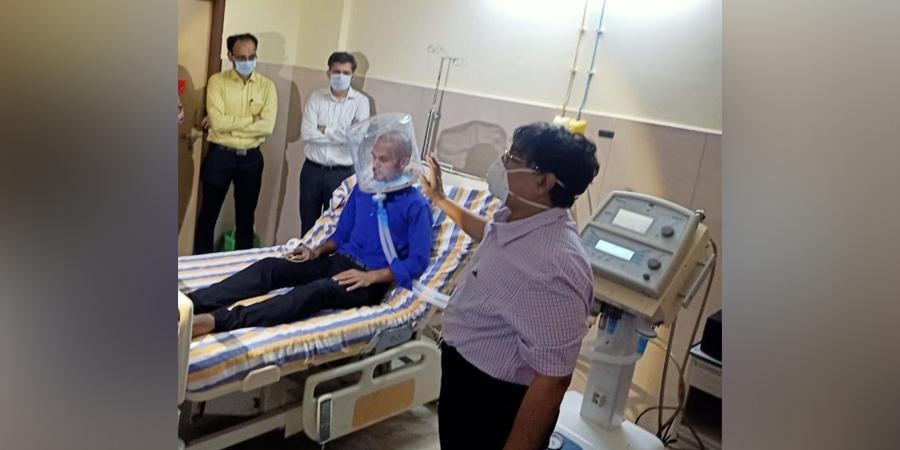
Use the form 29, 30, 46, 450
191, 314, 216, 337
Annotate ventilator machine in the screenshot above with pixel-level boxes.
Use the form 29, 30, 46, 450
549, 191, 716, 450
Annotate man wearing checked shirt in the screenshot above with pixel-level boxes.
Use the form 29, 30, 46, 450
194, 33, 277, 255
420, 123, 601, 450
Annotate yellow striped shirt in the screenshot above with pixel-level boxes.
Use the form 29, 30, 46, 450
206, 69, 277, 150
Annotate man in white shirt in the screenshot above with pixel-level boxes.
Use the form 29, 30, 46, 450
299, 52, 371, 235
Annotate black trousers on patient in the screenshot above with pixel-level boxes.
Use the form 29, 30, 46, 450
189, 254, 389, 332
438, 343, 553, 450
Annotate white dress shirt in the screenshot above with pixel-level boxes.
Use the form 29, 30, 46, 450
300, 87, 370, 167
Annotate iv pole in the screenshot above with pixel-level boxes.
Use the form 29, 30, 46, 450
421, 45, 466, 160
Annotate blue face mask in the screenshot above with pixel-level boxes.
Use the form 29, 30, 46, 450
330, 73, 352, 92
234, 59, 256, 77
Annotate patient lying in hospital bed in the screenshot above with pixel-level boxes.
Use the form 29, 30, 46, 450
187, 130, 433, 337
178, 174, 497, 394
177, 173, 498, 448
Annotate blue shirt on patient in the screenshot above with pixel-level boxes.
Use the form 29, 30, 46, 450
328, 185, 434, 290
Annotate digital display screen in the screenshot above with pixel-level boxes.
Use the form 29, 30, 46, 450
612, 208, 655, 235
594, 238, 635, 261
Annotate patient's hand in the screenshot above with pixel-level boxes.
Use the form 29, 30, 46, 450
287, 245, 319, 262
332, 269, 375, 292
419, 155, 446, 202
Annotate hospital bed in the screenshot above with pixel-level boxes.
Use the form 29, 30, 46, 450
177, 175, 498, 449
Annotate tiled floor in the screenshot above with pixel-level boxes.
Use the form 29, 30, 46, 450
191, 401, 708, 450
184, 361, 708, 450
223, 404, 440, 450
222, 409, 706, 450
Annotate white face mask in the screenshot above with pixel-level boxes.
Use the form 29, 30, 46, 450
486, 159, 550, 210
330, 73, 352, 92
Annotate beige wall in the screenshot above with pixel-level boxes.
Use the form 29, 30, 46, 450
225, 0, 722, 131
294, 0, 347, 68
222, 0, 302, 65
349, 0, 722, 131
178, 0, 212, 256
222, 0, 346, 68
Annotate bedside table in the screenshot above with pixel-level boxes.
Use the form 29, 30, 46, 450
675, 344, 722, 450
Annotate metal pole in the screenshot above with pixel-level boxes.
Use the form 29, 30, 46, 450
421, 57, 447, 159
421, 47, 465, 159
427, 57, 454, 157
577, 0, 609, 120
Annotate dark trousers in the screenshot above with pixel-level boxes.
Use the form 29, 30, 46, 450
193, 143, 264, 255
189, 254, 389, 332
299, 159, 354, 236
439, 343, 552, 450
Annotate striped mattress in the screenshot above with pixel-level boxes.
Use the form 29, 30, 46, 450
178, 177, 499, 394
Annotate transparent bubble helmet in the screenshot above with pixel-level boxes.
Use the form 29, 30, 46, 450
347, 112, 422, 195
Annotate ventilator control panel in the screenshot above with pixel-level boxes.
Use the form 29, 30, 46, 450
581, 191, 700, 298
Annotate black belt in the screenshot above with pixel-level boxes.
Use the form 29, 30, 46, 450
210, 142, 259, 155
305, 159, 353, 171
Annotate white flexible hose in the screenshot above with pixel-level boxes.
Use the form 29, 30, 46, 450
375, 196, 398, 263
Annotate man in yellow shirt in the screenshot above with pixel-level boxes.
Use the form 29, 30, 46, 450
194, 33, 277, 254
